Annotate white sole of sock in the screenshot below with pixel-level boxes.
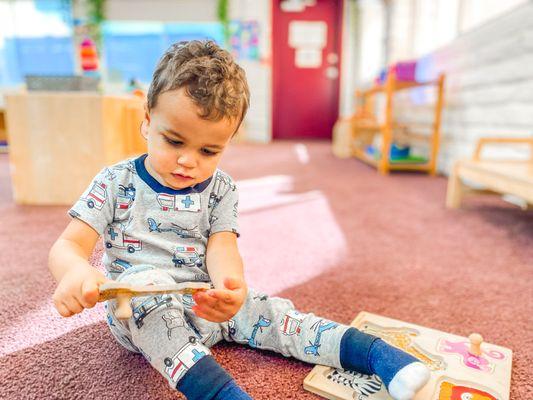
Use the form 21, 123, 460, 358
388, 362, 430, 400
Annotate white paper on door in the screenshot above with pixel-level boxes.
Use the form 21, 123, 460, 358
288, 20, 327, 69
288, 21, 327, 48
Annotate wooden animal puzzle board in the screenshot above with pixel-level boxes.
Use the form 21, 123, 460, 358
304, 312, 512, 400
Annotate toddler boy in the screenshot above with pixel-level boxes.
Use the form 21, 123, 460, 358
49, 40, 429, 400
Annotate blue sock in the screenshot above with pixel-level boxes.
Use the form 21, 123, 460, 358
176, 355, 251, 400
215, 380, 253, 400
367, 338, 418, 388
339, 328, 418, 388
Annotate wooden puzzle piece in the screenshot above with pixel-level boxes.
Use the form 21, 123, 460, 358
360, 321, 447, 371
325, 369, 385, 399
303, 312, 513, 400
98, 281, 210, 319
437, 334, 505, 373
435, 378, 500, 400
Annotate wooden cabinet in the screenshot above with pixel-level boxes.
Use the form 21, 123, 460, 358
5, 92, 145, 205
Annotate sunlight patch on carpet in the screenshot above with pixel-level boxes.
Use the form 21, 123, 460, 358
237, 175, 347, 295
0, 301, 105, 356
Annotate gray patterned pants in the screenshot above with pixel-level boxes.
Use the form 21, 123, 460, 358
106, 267, 349, 388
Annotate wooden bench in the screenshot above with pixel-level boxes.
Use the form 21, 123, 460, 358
446, 137, 533, 209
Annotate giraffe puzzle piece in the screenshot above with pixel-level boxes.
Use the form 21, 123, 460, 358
99, 281, 211, 319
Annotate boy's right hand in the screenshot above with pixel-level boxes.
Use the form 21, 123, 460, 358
52, 265, 109, 317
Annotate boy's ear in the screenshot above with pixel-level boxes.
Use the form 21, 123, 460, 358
141, 103, 150, 140
140, 120, 148, 140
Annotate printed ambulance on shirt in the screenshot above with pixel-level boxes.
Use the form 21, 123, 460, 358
68, 154, 239, 283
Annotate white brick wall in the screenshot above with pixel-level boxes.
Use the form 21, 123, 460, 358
239, 60, 271, 143
393, 1, 533, 174
230, 0, 272, 143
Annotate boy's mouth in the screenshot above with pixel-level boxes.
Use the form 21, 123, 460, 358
171, 172, 194, 181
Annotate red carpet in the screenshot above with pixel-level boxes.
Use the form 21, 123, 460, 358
0, 142, 531, 399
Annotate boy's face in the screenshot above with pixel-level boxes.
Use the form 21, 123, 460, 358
142, 88, 238, 190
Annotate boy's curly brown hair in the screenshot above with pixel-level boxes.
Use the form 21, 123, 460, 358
147, 40, 250, 127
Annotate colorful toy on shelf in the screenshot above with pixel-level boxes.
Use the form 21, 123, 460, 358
80, 37, 99, 74
365, 144, 428, 164
304, 312, 512, 400
375, 60, 418, 85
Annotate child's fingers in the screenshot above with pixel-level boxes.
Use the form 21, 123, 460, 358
193, 291, 219, 308
193, 294, 231, 313
192, 306, 215, 320
192, 306, 227, 323
80, 280, 99, 308
206, 289, 234, 304
64, 296, 84, 315
54, 300, 73, 317
52, 284, 85, 315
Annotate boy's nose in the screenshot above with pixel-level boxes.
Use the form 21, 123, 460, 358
177, 152, 196, 168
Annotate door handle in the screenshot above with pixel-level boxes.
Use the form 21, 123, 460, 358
327, 53, 339, 64
325, 66, 339, 80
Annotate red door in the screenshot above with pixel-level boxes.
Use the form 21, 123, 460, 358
272, 0, 343, 140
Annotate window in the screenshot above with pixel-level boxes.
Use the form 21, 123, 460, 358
103, 21, 224, 84
0, 0, 74, 86
459, 0, 529, 33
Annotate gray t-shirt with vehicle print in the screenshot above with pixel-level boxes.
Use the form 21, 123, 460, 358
68, 154, 239, 283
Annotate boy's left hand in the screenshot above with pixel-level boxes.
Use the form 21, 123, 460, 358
192, 277, 247, 323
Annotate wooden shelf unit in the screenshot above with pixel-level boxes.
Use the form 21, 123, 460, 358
350, 72, 445, 175
0, 106, 7, 153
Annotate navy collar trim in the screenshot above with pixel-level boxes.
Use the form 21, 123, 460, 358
134, 154, 212, 194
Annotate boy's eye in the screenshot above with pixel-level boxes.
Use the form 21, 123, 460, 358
201, 148, 218, 156
164, 136, 182, 146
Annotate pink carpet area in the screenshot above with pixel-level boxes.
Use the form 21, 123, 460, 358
0, 141, 532, 399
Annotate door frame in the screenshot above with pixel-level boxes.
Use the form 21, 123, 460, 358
271, 0, 344, 140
